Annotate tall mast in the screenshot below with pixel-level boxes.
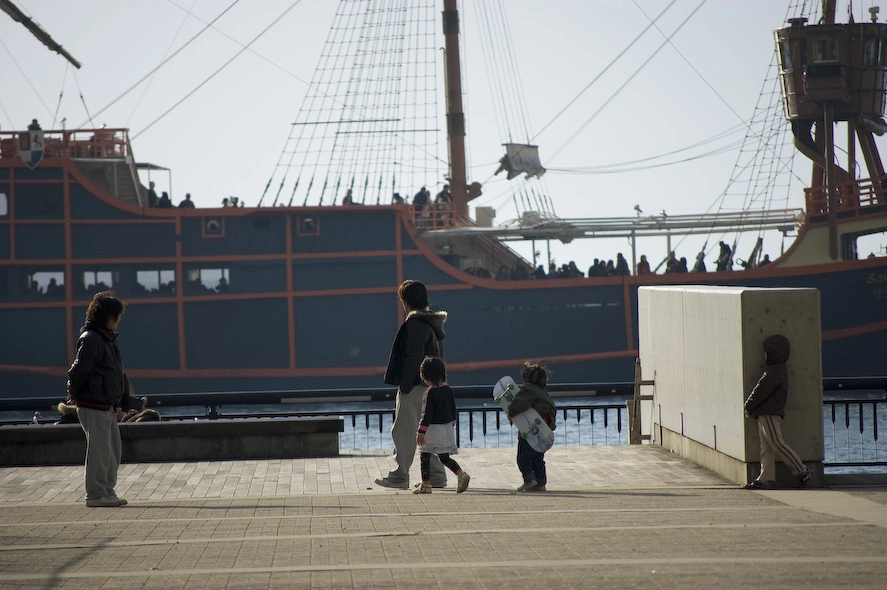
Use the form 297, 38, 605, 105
442, 0, 469, 221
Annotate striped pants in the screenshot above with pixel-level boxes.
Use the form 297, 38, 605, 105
756, 414, 806, 482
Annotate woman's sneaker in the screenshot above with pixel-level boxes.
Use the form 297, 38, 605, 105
412, 483, 432, 494
517, 480, 538, 492
743, 480, 772, 490
456, 472, 471, 493
86, 496, 127, 507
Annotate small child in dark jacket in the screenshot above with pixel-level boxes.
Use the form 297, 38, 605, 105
507, 362, 557, 492
413, 356, 471, 494
743, 334, 811, 489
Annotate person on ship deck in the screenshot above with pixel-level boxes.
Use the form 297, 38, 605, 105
615, 253, 630, 276
147, 182, 159, 207
178, 193, 195, 208
692, 251, 707, 273
636, 254, 651, 276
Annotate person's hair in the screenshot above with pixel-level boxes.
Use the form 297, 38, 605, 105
521, 362, 550, 388
398, 280, 428, 311
420, 356, 447, 384
85, 291, 127, 327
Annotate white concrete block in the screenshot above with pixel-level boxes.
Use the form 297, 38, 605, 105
638, 285, 823, 484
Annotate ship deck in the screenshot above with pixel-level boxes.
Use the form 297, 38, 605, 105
1, 446, 886, 588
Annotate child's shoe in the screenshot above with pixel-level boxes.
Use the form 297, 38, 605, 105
743, 480, 771, 490
456, 472, 471, 493
517, 480, 538, 492
412, 483, 432, 494
798, 468, 812, 488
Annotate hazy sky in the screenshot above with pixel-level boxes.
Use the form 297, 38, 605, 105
2, 0, 884, 271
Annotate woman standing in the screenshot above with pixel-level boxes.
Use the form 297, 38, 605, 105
67, 291, 128, 507
376, 280, 449, 489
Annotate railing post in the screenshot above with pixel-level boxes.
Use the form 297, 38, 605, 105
629, 357, 654, 444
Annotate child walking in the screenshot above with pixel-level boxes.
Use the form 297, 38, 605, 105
743, 334, 812, 489
413, 356, 471, 494
507, 362, 557, 492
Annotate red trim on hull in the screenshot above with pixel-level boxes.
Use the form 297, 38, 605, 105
0, 349, 639, 380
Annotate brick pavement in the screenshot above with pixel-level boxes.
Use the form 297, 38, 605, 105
0, 446, 886, 589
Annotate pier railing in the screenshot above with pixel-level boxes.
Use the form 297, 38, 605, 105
13, 398, 878, 467
2, 381, 885, 468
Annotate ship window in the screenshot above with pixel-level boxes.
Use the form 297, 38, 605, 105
864, 37, 880, 66
298, 216, 319, 236
813, 37, 838, 63
0, 270, 6, 297
135, 269, 175, 294
78, 270, 115, 295
778, 40, 792, 70
0, 192, 7, 217
186, 267, 229, 293
27, 270, 64, 297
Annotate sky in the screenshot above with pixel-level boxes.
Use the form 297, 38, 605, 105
2, 0, 885, 273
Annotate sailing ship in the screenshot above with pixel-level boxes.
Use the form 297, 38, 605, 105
0, 0, 885, 397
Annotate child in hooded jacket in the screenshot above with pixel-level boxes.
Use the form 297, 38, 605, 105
507, 362, 557, 492
743, 334, 811, 489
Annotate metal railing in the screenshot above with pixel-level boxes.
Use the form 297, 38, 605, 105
3, 387, 886, 467
823, 398, 886, 467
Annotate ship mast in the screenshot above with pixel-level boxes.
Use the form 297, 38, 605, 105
442, 0, 471, 222
0, 0, 80, 68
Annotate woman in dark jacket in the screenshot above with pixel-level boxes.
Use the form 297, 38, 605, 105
376, 280, 449, 489
67, 291, 128, 507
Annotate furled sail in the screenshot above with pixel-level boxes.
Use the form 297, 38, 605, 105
495, 143, 546, 180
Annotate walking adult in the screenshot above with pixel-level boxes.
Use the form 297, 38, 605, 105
376, 280, 449, 489
67, 291, 129, 507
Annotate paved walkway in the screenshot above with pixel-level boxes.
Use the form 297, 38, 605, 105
0, 446, 886, 589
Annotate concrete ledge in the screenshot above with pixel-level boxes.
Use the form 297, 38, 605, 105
0, 417, 344, 466
658, 424, 824, 488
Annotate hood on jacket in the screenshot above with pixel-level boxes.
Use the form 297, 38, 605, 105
407, 309, 447, 341
81, 322, 118, 341
764, 334, 790, 364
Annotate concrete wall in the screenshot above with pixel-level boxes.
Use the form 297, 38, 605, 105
0, 417, 344, 466
637, 285, 824, 487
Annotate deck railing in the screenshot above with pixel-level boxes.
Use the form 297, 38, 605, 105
0, 129, 131, 160
804, 174, 887, 221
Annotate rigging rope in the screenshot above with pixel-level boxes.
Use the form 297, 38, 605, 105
528, 0, 678, 148
51, 64, 69, 130
0, 36, 54, 121
126, 0, 200, 129
133, 0, 304, 141
548, 1, 708, 163
265, 0, 443, 208
81, 0, 241, 130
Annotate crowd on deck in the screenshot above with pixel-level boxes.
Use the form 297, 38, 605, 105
136, 179, 787, 276
484, 241, 777, 281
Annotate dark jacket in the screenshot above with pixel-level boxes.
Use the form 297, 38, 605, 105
66, 322, 126, 411
744, 335, 791, 418
418, 385, 457, 433
384, 310, 447, 394
508, 382, 557, 429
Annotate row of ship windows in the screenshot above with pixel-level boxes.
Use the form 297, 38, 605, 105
0, 268, 231, 298
778, 36, 887, 69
